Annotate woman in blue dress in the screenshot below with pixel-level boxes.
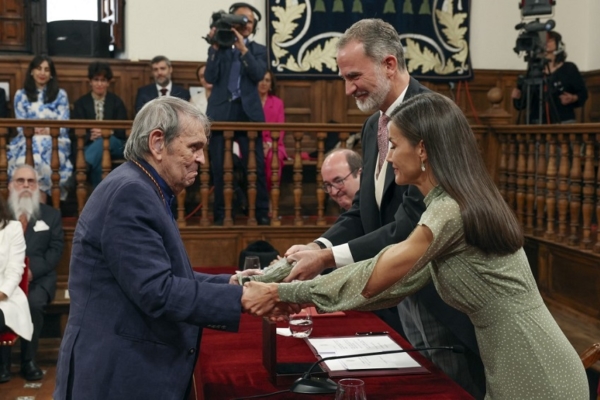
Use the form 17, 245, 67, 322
8, 55, 73, 201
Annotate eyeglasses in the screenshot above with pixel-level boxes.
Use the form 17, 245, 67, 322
322, 171, 356, 193
14, 177, 38, 186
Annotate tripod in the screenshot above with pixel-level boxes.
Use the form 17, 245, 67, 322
517, 58, 560, 125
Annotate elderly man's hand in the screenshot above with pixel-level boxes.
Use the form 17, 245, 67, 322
283, 249, 335, 283
229, 268, 263, 285
241, 282, 279, 317
231, 28, 247, 54
284, 242, 321, 257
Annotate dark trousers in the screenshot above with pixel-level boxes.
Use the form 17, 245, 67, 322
209, 100, 269, 221
20, 283, 50, 363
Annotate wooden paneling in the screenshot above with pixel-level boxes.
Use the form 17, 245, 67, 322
0, 0, 27, 52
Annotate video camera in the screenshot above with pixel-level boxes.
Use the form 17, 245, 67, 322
513, 0, 556, 76
205, 11, 248, 48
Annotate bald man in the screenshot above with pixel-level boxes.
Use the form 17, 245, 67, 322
321, 148, 362, 211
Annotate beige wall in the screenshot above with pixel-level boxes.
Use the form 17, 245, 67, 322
122, 0, 597, 71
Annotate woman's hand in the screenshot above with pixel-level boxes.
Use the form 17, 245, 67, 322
229, 268, 263, 285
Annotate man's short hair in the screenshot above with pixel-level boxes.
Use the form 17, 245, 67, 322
124, 97, 210, 162
336, 19, 406, 71
88, 62, 113, 80
151, 55, 171, 68
324, 148, 362, 177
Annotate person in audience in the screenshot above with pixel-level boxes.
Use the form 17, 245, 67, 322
0, 196, 32, 384
53, 97, 279, 400
72, 62, 128, 188
321, 148, 362, 211
134, 55, 190, 114
245, 92, 590, 400
511, 31, 587, 124
277, 19, 485, 399
0, 87, 8, 118
191, 65, 212, 113
204, 2, 270, 225
7, 55, 73, 202
258, 69, 288, 191
6, 164, 63, 381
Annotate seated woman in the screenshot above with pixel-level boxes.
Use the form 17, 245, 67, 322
0, 196, 33, 383
7, 55, 73, 201
72, 62, 128, 188
258, 70, 288, 191
244, 93, 589, 399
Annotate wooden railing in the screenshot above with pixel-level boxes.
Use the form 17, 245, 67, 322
0, 119, 363, 227
1, 119, 599, 254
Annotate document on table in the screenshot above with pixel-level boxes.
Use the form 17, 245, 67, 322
306, 335, 425, 374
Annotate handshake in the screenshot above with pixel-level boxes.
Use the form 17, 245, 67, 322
229, 257, 304, 321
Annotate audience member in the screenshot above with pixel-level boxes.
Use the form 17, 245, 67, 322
72, 62, 128, 188
191, 65, 212, 113
53, 97, 276, 399
0, 196, 32, 384
204, 2, 270, 225
512, 31, 587, 124
7, 164, 64, 381
245, 92, 589, 400
321, 148, 362, 211
7, 55, 73, 202
135, 55, 191, 113
0, 87, 8, 118
258, 70, 288, 191
279, 19, 485, 398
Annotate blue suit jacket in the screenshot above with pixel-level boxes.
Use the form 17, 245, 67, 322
135, 83, 191, 114
54, 162, 243, 400
205, 41, 266, 122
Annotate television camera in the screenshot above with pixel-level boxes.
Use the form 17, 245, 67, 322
204, 11, 249, 48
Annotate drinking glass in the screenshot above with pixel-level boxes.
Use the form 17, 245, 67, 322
288, 311, 313, 338
335, 378, 367, 400
243, 256, 261, 270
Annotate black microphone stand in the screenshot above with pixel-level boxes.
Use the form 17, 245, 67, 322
290, 345, 465, 394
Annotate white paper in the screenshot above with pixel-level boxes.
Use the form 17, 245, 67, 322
307, 336, 422, 372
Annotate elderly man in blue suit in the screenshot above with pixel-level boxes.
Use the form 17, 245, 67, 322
204, 2, 270, 225
134, 55, 191, 114
54, 97, 277, 400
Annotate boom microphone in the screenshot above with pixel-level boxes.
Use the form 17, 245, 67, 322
290, 345, 465, 394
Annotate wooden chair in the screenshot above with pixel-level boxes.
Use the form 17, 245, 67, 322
581, 343, 600, 369
0, 258, 29, 346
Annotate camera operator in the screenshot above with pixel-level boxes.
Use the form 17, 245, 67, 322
512, 31, 587, 124
204, 2, 271, 226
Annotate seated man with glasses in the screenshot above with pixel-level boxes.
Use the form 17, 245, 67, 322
72, 62, 129, 188
321, 148, 362, 211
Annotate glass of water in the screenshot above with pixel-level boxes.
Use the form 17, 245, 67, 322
243, 256, 261, 270
289, 310, 313, 338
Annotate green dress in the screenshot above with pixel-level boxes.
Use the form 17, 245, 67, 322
251, 186, 588, 399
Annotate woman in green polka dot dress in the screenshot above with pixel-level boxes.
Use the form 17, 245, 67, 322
245, 92, 588, 399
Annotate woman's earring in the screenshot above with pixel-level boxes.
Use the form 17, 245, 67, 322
421, 161, 426, 172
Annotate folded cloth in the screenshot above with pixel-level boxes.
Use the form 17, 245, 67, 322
238, 257, 293, 285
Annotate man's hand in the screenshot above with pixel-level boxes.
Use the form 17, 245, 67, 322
242, 281, 279, 316
511, 88, 522, 100
559, 92, 578, 105
229, 268, 263, 285
231, 28, 247, 55
207, 27, 219, 50
90, 128, 102, 141
283, 249, 335, 282
28, 268, 33, 282
266, 302, 303, 322
284, 242, 321, 257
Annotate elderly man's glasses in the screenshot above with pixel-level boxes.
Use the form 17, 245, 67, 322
322, 171, 356, 193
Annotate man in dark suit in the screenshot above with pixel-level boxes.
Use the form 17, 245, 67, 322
204, 2, 270, 225
8, 164, 64, 381
134, 55, 190, 114
72, 62, 128, 187
282, 19, 485, 399
53, 97, 278, 400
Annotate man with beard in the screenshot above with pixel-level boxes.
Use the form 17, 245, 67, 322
7, 164, 64, 381
135, 55, 191, 114
280, 19, 486, 399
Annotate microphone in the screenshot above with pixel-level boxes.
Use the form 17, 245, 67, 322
290, 345, 465, 394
